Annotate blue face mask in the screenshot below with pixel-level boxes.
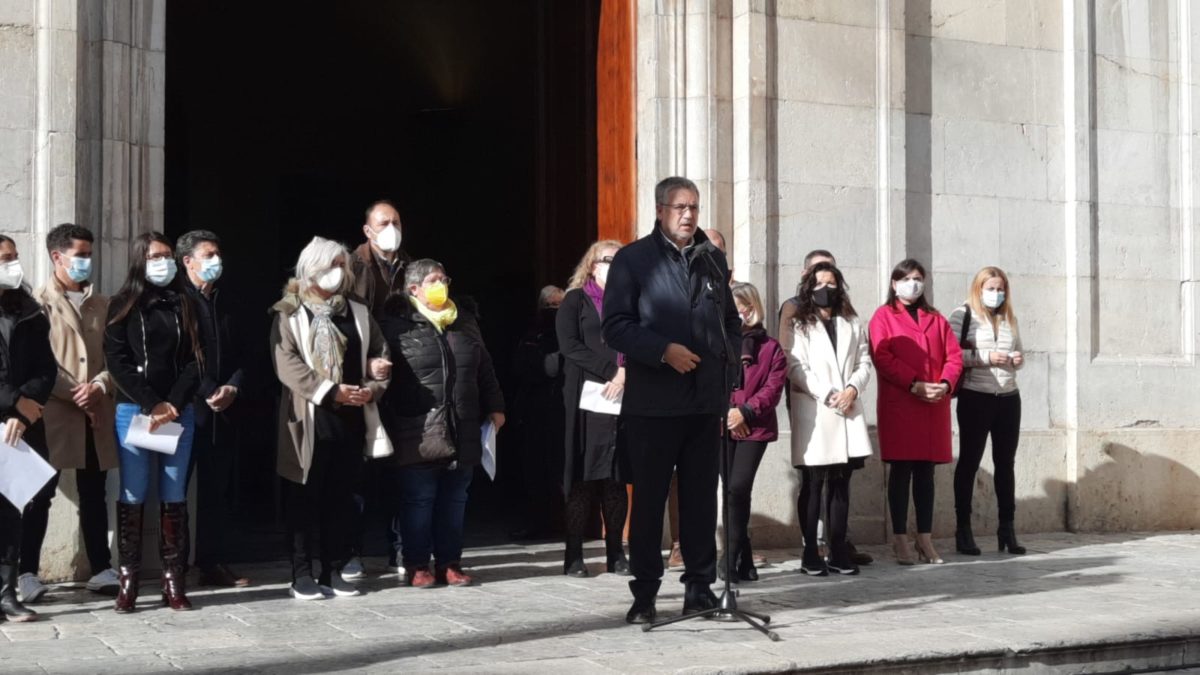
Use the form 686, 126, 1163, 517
65, 256, 92, 283
197, 255, 223, 283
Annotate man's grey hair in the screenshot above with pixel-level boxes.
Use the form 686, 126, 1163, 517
295, 236, 353, 295
654, 176, 699, 206
176, 230, 221, 260
405, 258, 446, 289
538, 285, 564, 309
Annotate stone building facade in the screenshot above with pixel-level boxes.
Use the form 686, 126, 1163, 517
2, 0, 1197, 578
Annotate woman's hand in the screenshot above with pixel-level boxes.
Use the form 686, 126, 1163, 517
1010, 351, 1024, 367
15, 397, 43, 425
4, 417, 26, 446
727, 407, 745, 430
335, 385, 370, 407
601, 380, 624, 401
926, 382, 950, 402
489, 412, 506, 431
613, 367, 626, 386
149, 402, 179, 431
831, 386, 858, 414
988, 351, 1011, 366
368, 358, 392, 381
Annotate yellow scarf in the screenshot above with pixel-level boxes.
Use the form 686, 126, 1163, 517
410, 295, 458, 334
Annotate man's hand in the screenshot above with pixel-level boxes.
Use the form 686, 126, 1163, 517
663, 343, 701, 374
15, 397, 43, 425
490, 412, 506, 431
206, 385, 239, 412
72, 382, 104, 411
369, 358, 392, 381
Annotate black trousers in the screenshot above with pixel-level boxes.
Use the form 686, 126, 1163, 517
955, 390, 1022, 524
798, 465, 852, 560
21, 427, 111, 576
624, 414, 720, 600
721, 439, 767, 561
285, 438, 361, 583
888, 460, 936, 535
191, 417, 236, 568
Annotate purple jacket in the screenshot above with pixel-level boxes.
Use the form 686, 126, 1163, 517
730, 332, 787, 442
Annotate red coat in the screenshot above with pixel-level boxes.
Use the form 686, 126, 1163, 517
729, 332, 787, 442
868, 304, 963, 463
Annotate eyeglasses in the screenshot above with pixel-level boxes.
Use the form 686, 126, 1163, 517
597, 256, 615, 265
425, 277, 451, 286
660, 203, 700, 214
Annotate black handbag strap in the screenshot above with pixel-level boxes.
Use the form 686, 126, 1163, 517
959, 304, 972, 349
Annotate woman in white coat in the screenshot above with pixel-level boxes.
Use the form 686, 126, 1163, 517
787, 262, 873, 576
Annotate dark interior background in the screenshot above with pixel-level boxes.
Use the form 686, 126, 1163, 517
165, 1, 600, 558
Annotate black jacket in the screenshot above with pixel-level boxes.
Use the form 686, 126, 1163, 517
104, 287, 201, 414
556, 288, 619, 491
601, 227, 741, 417
183, 283, 245, 426
0, 291, 57, 441
379, 304, 504, 468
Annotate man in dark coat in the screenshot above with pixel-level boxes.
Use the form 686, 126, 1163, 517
177, 230, 248, 587
601, 176, 741, 624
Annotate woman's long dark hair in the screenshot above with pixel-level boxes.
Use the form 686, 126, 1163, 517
108, 232, 205, 371
0, 234, 32, 315
885, 258, 937, 314
792, 262, 857, 333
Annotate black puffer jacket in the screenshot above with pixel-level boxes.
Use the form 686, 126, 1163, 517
378, 304, 504, 468
0, 290, 57, 441
104, 287, 201, 414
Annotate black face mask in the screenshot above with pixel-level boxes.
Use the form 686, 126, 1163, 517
812, 286, 839, 309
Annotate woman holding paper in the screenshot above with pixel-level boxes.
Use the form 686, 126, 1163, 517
0, 234, 58, 623
555, 240, 629, 578
104, 232, 204, 613
377, 259, 504, 589
786, 264, 873, 576
270, 237, 392, 601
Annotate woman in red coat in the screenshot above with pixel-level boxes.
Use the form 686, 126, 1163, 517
869, 259, 962, 565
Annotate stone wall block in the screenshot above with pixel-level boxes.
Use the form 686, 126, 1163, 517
776, 0, 880, 28
1096, 129, 1170, 206
777, 18, 877, 107
943, 118, 1049, 200
0, 128, 33, 232
1096, 278, 1181, 356
0, 0, 34, 25
1032, 47, 1064, 126
777, 101, 877, 188
930, 194, 1001, 272
1094, 0, 1170, 61
0, 23, 36, 130
102, 0, 132, 45
101, 40, 131, 141
777, 183, 876, 262
930, 39, 1037, 124
49, 130, 76, 224
997, 197, 1066, 275
49, 29, 78, 132
1096, 55, 1171, 134
1007, 274, 1066, 355
925, 0, 1007, 44
1072, 431, 1200, 531
100, 138, 129, 239
1005, 0, 1063, 51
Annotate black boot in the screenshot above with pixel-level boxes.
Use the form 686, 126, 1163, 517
605, 537, 630, 576
737, 538, 759, 581
997, 521, 1026, 555
0, 552, 37, 623
955, 513, 981, 556
114, 502, 143, 613
563, 536, 588, 577
159, 502, 193, 610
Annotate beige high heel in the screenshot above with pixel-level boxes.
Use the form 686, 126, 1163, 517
915, 533, 945, 564
892, 535, 915, 566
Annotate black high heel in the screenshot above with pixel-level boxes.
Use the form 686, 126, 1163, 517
997, 523, 1027, 555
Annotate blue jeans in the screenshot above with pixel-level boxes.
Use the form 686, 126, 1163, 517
396, 463, 473, 568
115, 403, 196, 504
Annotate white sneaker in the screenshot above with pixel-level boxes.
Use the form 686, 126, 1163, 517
17, 573, 48, 603
341, 557, 365, 580
387, 563, 407, 577
85, 568, 121, 593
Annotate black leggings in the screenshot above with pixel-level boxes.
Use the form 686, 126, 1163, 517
722, 440, 768, 559
285, 439, 360, 583
797, 465, 851, 559
955, 390, 1022, 524
564, 479, 627, 547
888, 460, 936, 535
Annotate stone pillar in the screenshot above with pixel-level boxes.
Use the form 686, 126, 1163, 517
0, 0, 164, 581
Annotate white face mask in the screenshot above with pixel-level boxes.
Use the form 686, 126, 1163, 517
594, 264, 610, 287
895, 278, 924, 302
316, 266, 344, 293
146, 258, 177, 287
0, 260, 23, 290
374, 225, 401, 253
982, 289, 1006, 309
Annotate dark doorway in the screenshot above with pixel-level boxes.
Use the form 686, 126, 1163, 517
165, 1, 601, 560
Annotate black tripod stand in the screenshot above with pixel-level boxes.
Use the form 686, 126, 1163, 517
642, 252, 779, 641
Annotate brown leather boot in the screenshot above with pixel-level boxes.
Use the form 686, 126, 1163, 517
159, 502, 193, 611
114, 503, 143, 614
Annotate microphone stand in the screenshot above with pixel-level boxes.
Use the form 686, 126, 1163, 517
643, 248, 778, 641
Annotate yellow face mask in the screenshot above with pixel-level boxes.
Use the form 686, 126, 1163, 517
424, 281, 449, 308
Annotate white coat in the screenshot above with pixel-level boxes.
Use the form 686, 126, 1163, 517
787, 315, 874, 467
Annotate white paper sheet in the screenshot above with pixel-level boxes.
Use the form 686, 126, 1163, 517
123, 414, 184, 455
579, 379, 622, 415
0, 423, 57, 509
480, 420, 498, 481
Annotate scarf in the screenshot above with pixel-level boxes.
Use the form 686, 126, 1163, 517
302, 294, 348, 384
741, 325, 766, 366
583, 278, 605, 318
411, 295, 458, 334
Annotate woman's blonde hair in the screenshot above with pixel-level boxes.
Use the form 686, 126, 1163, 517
966, 266, 1018, 337
568, 239, 623, 289
730, 282, 765, 328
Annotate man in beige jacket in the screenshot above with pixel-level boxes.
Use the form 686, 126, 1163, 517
20, 224, 118, 601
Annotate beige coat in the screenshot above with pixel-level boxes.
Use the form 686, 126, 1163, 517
787, 315, 874, 467
33, 279, 118, 470
270, 286, 392, 485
